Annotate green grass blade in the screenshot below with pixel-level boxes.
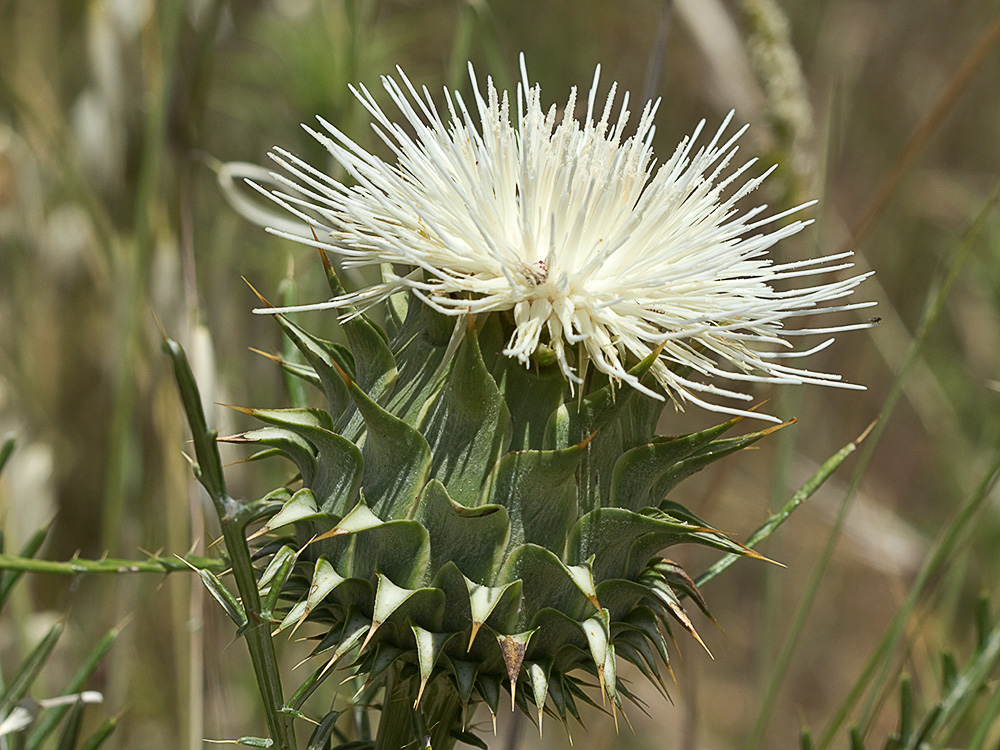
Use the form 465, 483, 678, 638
749, 171, 1000, 750
965, 676, 1000, 750
26, 625, 121, 750
817, 444, 1000, 748
0, 437, 14, 476
925, 615, 1000, 749
696, 422, 873, 588
0, 621, 63, 717
75, 715, 118, 750
53, 698, 85, 750
0, 525, 50, 609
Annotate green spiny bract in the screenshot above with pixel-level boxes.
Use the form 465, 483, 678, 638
226, 257, 776, 743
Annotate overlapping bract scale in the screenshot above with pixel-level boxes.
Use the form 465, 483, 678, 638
229, 269, 771, 738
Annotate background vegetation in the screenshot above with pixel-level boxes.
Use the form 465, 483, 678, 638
1, 1, 999, 748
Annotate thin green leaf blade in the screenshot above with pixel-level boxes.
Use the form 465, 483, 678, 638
0, 621, 63, 717
26, 625, 120, 750
76, 715, 118, 750
0, 525, 50, 609
696, 426, 868, 588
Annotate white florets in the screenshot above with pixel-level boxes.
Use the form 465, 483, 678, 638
252, 55, 874, 422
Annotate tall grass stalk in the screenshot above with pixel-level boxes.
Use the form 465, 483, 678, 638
749, 168, 1000, 750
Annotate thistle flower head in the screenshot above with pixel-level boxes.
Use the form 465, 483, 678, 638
256, 56, 873, 421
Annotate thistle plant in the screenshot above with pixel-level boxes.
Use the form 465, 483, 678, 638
171, 57, 874, 749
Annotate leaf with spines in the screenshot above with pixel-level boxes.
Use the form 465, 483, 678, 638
608, 418, 740, 511
339, 307, 397, 407
496, 630, 535, 709
580, 610, 618, 705
201, 261, 834, 747
222, 408, 365, 516
385, 303, 454, 426
268, 312, 354, 420
338, 370, 431, 521
499, 545, 600, 630
311, 609, 372, 670
304, 709, 343, 750
639, 570, 711, 656
195, 568, 247, 630
647, 558, 716, 624
612, 626, 670, 696
482, 442, 587, 557
274, 557, 346, 634
651, 420, 792, 500
220, 427, 317, 486
626, 509, 767, 580
462, 574, 522, 650
252, 490, 323, 539
258, 544, 298, 618
315, 252, 397, 408
231, 413, 364, 515
361, 575, 446, 651
525, 659, 553, 732
415, 481, 509, 585
314, 508, 430, 589
568, 506, 747, 581
418, 320, 511, 508
543, 349, 664, 514
542, 348, 662, 452
493, 356, 569, 452
411, 626, 459, 707
594, 578, 652, 624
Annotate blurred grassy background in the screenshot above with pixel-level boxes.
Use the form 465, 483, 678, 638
1, 1, 999, 748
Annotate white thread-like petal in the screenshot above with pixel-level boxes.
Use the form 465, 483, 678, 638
249, 56, 873, 420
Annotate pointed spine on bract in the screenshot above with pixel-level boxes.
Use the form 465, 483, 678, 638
228, 254, 774, 742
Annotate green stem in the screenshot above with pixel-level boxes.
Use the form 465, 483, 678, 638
423, 682, 462, 750
164, 337, 296, 750
374, 664, 418, 750
372, 666, 463, 750
0, 554, 226, 575
221, 502, 296, 749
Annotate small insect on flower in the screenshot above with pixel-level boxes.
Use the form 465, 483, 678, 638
249, 55, 874, 421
